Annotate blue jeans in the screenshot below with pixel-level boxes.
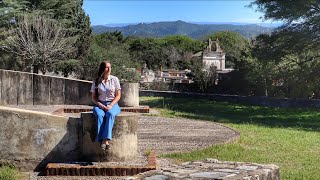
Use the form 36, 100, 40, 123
92, 101, 121, 142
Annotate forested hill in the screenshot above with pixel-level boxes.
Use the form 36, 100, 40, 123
92, 20, 274, 38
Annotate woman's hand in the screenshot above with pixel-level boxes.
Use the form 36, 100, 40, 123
105, 104, 113, 111
97, 102, 105, 110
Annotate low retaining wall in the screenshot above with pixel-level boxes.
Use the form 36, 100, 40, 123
0, 69, 139, 107
0, 69, 92, 105
140, 90, 320, 108
0, 106, 81, 171
0, 106, 138, 171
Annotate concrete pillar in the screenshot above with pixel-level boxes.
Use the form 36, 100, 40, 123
118, 82, 139, 107
81, 112, 138, 162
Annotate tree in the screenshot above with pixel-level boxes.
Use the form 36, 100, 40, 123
188, 58, 218, 93
162, 35, 204, 53
250, 1, 320, 98
1, 13, 76, 73
275, 51, 320, 98
76, 32, 140, 82
252, 0, 320, 49
250, 32, 320, 98
0, 0, 28, 27
0, 0, 91, 74
207, 31, 251, 69
128, 37, 166, 70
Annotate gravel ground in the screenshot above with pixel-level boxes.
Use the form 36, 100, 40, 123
3, 105, 239, 179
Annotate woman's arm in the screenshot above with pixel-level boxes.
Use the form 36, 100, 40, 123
92, 92, 106, 110
106, 89, 121, 110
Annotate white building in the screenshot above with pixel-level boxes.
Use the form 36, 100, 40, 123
194, 38, 233, 73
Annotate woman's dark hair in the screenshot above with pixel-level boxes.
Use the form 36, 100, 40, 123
94, 60, 110, 98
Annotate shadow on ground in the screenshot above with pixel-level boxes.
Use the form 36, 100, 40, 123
141, 97, 320, 132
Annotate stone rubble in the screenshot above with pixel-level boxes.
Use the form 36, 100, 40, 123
133, 159, 279, 180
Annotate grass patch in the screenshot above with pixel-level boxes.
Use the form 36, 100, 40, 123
141, 96, 320, 180
0, 166, 20, 180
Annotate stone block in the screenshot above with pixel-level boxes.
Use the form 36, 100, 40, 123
81, 112, 138, 162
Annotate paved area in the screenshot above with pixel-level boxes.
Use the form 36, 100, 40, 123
138, 116, 239, 155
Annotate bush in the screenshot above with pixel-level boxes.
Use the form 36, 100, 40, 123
0, 166, 19, 180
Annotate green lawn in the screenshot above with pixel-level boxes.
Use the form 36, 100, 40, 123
140, 96, 320, 180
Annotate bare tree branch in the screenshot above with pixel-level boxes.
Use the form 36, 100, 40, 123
0, 12, 76, 73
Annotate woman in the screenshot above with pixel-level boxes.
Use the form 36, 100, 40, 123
90, 61, 121, 150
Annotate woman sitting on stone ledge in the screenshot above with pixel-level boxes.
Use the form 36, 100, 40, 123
90, 60, 121, 150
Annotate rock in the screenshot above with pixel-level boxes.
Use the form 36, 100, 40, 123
206, 158, 219, 163
145, 175, 169, 180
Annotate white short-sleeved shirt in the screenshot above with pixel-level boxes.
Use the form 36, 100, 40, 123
90, 75, 121, 102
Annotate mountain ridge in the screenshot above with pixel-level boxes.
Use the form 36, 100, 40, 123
92, 20, 274, 38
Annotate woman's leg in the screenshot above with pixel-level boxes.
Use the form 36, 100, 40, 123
93, 106, 106, 142
101, 103, 121, 141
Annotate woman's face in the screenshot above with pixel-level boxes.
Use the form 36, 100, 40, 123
105, 62, 111, 75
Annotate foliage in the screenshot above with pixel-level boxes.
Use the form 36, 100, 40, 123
128, 37, 166, 70
188, 59, 218, 93
0, 0, 91, 74
127, 35, 203, 71
76, 32, 140, 82
0, 166, 19, 180
0, 0, 28, 27
53, 59, 79, 77
162, 35, 204, 53
207, 31, 251, 69
275, 51, 320, 98
1, 13, 76, 73
252, 0, 320, 49
249, 32, 320, 98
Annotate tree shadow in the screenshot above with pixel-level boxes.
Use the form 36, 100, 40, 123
141, 97, 320, 132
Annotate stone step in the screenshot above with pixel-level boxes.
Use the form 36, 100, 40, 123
51, 106, 150, 115
45, 151, 157, 176
46, 163, 156, 176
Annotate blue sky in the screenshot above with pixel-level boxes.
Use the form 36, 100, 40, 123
83, 1, 278, 26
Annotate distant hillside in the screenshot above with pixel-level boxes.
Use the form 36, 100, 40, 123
92, 20, 274, 39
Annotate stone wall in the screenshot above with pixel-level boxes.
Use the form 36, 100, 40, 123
0, 69, 141, 107
0, 69, 93, 105
138, 159, 280, 180
140, 90, 320, 108
0, 106, 81, 171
